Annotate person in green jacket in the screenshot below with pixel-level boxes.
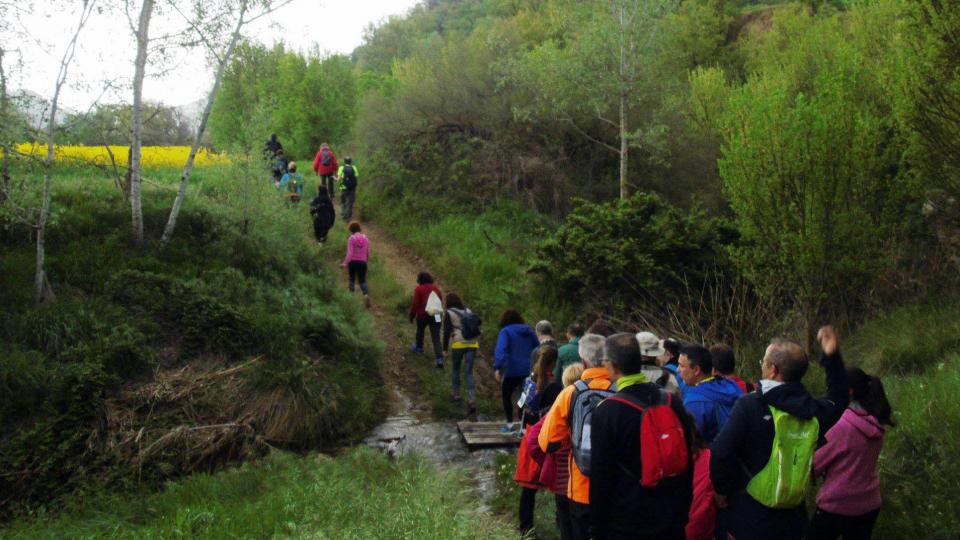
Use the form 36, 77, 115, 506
553, 322, 585, 381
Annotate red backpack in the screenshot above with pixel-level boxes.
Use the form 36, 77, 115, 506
605, 390, 689, 487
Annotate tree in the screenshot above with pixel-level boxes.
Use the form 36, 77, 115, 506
510, 0, 680, 199
35, 1, 98, 303
128, 0, 155, 247
160, 0, 294, 245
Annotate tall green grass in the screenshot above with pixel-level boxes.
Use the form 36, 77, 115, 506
0, 447, 518, 539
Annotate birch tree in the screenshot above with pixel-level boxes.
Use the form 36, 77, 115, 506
128, 0, 155, 247
159, 0, 293, 245
35, 0, 98, 303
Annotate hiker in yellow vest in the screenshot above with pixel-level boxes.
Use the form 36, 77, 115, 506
709, 326, 849, 540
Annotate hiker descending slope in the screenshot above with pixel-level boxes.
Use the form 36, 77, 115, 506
710, 326, 849, 540
309, 186, 336, 244
589, 333, 695, 540
493, 310, 540, 431
337, 156, 359, 222
442, 293, 481, 415
313, 143, 339, 202
409, 272, 444, 368
808, 366, 894, 540
341, 221, 371, 307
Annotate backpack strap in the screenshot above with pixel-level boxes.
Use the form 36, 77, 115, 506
605, 395, 647, 413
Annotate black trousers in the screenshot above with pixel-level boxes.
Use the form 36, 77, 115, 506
347, 261, 368, 295
519, 487, 537, 535
555, 494, 574, 540
340, 189, 356, 221
416, 316, 442, 358
501, 375, 526, 423
312, 218, 331, 242
807, 507, 880, 540
570, 500, 591, 540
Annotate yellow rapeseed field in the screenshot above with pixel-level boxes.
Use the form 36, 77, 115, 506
15, 144, 230, 168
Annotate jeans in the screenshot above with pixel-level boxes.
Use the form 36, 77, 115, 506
347, 261, 368, 295
340, 189, 355, 222
321, 175, 336, 199
416, 316, 442, 358
807, 507, 880, 540
450, 348, 477, 402
501, 375, 526, 423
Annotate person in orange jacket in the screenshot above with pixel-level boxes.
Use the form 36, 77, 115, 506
538, 333, 611, 540
312, 143, 338, 201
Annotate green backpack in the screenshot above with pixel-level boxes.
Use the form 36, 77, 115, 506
746, 406, 819, 509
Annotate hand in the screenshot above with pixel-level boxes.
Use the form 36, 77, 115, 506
817, 325, 839, 356
714, 494, 728, 509
494, 370, 502, 383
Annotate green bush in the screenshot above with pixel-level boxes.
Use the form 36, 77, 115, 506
533, 192, 735, 313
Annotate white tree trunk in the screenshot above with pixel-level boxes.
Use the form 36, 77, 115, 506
130, 0, 154, 247
619, 92, 629, 200
160, 8, 245, 245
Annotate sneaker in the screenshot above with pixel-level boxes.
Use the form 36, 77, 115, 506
409, 345, 424, 354
435, 358, 444, 369
450, 394, 462, 402
467, 403, 477, 416
364, 295, 371, 308
500, 423, 514, 434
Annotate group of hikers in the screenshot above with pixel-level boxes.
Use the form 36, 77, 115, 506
263, 134, 360, 244
408, 283, 892, 540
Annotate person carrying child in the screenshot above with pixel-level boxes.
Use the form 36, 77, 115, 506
309, 186, 336, 244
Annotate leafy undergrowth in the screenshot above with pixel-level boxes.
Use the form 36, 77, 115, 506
0, 163, 383, 514
493, 453, 559, 540
1, 448, 518, 539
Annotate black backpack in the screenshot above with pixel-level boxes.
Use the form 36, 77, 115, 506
451, 308, 481, 340
320, 149, 333, 166
341, 164, 358, 191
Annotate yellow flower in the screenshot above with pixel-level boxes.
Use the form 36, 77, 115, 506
14, 144, 230, 168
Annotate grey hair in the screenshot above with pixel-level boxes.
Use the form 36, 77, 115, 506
578, 333, 606, 368
535, 320, 553, 337
766, 338, 808, 382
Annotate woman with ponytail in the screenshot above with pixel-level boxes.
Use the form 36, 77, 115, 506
809, 366, 894, 539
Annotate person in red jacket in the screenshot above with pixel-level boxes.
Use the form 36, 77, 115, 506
312, 143, 339, 202
408, 271, 444, 367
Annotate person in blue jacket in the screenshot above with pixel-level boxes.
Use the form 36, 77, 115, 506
494, 309, 540, 432
678, 344, 744, 443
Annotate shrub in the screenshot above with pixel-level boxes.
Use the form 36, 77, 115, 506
532, 192, 735, 313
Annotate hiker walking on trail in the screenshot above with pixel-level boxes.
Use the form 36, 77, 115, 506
514, 347, 561, 537
340, 222, 370, 307
709, 326, 849, 540
589, 333, 695, 540
337, 156, 359, 222
677, 344, 744, 443
807, 366, 894, 540
312, 143, 338, 201
493, 309, 540, 431
554, 323, 584, 382
278, 161, 304, 203
409, 272, 444, 368
263, 133, 283, 160
442, 293, 481, 415
538, 333, 612, 540
309, 186, 336, 244
272, 149, 288, 187
635, 331, 683, 395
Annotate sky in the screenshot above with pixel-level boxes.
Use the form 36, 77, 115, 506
8, 0, 421, 111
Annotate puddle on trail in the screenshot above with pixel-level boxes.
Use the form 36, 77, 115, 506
363, 389, 512, 513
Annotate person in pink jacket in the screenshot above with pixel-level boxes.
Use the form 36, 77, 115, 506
809, 366, 894, 540
340, 221, 370, 307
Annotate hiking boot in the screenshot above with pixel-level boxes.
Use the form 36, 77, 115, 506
364, 295, 371, 308
467, 403, 477, 416
409, 345, 424, 354
435, 357, 444, 369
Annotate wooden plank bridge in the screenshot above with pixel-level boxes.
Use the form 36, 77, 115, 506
457, 421, 522, 449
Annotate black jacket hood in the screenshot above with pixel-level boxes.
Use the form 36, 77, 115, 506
759, 382, 822, 420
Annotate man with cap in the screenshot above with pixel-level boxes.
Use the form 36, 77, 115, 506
635, 331, 682, 396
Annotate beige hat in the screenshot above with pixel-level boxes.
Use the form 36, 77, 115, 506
635, 331, 666, 357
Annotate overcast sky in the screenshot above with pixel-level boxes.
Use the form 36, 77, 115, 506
8, 0, 421, 110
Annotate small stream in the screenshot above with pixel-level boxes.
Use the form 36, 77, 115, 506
363, 388, 512, 513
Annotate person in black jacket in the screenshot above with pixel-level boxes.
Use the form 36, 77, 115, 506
589, 333, 695, 540
309, 186, 336, 244
710, 326, 849, 540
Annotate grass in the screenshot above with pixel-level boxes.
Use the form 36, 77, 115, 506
0, 447, 519, 539
493, 453, 560, 540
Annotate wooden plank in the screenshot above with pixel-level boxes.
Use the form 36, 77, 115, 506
457, 421, 521, 448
